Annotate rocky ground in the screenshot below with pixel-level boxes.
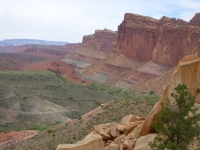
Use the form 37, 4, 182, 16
5, 98, 157, 150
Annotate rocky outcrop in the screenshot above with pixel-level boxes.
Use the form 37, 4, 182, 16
82, 29, 117, 53
56, 132, 104, 150
189, 13, 200, 26
56, 55, 200, 150
140, 55, 200, 136
116, 13, 160, 61
116, 13, 200, 66
56, 115, 146, 150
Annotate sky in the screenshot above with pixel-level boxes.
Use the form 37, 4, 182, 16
0, 0, 200, 43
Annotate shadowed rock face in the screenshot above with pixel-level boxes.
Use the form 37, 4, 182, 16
82, 29, 117, 53
116, 13, 200, 66
189, 13, 200, 26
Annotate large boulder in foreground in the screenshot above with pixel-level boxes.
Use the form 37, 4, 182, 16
56, 132, 104, 150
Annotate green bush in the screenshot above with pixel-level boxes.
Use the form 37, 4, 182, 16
149, 90, 155, 94
28, 124, 48, 131
149, 84, 200, 150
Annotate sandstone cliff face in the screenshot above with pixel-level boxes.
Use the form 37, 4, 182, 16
82, 29, 117, 53
116, 13, 200, 66
140, 55, 200, 136
116, 13, 160, 61
189, 13, 200, 26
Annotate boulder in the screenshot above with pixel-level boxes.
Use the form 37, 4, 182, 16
116, 124, 126, 133
134, 134, 157, 150
106, 143, 120, 150
123, 139, 135, 150
110, 125, 117, 138
56, 132, 104, 150
124, 121, 142, 135
114, 134, 125, 145
90, 123, 117, 141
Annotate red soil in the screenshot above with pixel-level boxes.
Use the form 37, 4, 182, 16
26, 60, 89, 84
0, 130, 38, 149
24, 52, 64, 59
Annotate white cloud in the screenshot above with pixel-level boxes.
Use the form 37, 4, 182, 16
0, 0, 199, 42
178, 0, 200, 20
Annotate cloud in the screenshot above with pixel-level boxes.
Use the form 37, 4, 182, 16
0, 0, 199, 42
178, 0, 200, 20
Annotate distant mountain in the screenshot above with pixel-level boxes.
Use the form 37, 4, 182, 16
0, 39, 69, 46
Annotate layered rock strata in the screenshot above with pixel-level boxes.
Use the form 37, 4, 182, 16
56, 55, 200, 150
82, 29, 117, 53
116, 13, 200, 66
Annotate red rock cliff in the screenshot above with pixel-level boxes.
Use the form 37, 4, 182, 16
61, 43, 82, 52
116, 13, 200, 66
82, 29, 117, 53
116, 13, 161, 61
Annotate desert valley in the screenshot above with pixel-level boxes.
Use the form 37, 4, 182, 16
0, 11, 200, 150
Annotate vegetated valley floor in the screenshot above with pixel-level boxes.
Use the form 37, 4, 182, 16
7, 99, 158, 150
0, 70, 160, 150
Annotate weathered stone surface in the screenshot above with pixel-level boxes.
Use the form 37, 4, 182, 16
82, 29, 117, 53
106, 143, 119, 150
116, 13, 200, 66
152, 23, 200, 66
134, 134, 157, 150
121, 115, 144, 125
124, 121, 142, 135
116, 124, 126, 133
114, 134, 125, 145
56, 132, 104, 150
123, 139, 135, 150
189, 13, 200, 26
116, 13, 160, 61
110, 125, 117, 138
90, 122, 117, 141
140, 55, 200, 136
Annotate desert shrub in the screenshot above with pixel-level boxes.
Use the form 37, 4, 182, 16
149, 90, 155, 94
149, 84, 200, 150
28, 124, 48, 131
86, 84, 98, 90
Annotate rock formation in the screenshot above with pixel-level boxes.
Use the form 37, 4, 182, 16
56, 132, 104, 150
140, 54, 200, 136
61, 43, 82, 52
82, 29, 117, 53
116, 13, 200, 66
56, 55, 200, 150
25, 45, 68, 56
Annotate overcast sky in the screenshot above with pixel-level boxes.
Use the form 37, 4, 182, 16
0, 0, 200, 43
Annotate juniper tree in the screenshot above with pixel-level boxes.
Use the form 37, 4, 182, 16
149, 84, 200, 150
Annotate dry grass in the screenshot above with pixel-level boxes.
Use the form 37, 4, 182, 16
6, 99, 157, 150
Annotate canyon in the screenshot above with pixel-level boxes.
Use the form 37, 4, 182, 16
61, 13, 200, 95
56, 55, 200, 150
0, 12, 200, 150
